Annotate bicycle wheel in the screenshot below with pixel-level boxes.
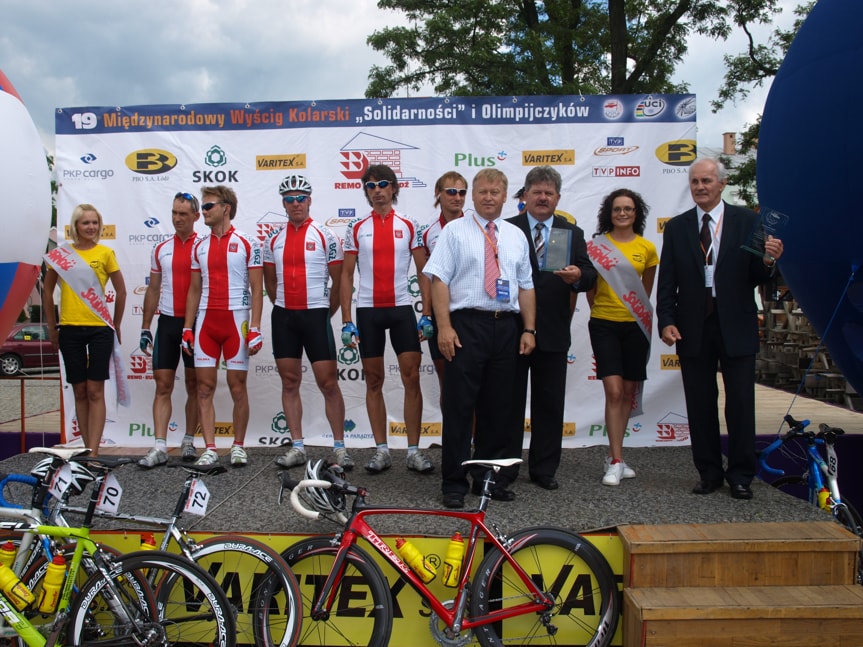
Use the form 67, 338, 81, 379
278, 537, 392, 647
471, 526, 619, 647
191, 535, 302, 647
67, 550, 236, 647
833, 501, 863, 585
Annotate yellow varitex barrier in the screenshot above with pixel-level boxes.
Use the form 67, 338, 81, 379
92, 530, 624, 647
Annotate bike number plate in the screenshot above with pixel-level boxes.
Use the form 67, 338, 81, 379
184, 478, 210, 516
96, 473, 123, 514
48, 464, 73, 499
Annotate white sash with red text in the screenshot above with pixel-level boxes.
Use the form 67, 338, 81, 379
43, 245, 130, 407
586, 235, 653, 416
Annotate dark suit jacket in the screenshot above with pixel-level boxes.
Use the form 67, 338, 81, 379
656, 202, 773, 357
506, 213, 596, 353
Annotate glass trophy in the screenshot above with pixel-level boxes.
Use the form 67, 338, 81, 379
740, 208, 789, 257
543, 227, 572, 271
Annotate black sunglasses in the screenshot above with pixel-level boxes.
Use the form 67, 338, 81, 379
364, 180, 391, 190
282, 195, 309, 204
443, 188, 467, 196
201, 201, 225, 212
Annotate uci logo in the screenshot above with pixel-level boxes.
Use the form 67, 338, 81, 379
655, 140, 696, 167
125, 149, 178, 175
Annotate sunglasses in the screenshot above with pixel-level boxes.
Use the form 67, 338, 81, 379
443, 188, 467, 197
364, 180, 391, 190
201, 201, 225, 212
175, 192, 196, 202
282, 195, 309, 204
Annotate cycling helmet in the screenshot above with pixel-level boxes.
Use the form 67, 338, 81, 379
279, 174, 312, 195
303, 459, 345, 514
31, 459, 95, 496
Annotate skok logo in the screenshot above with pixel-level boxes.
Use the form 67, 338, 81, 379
271, 412, 290, 435
192, 145, 238, 183
143, 217, 160, 228
205, 145, 227, 168
338, 346, 360, 366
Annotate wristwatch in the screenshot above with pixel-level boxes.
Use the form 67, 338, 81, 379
523, 329, 537, 335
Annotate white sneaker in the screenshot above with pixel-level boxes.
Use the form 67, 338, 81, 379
275, 446, 307, 468
195, 449, 220, 467
602, 461, 624, 486
604, 456, 635, 479
406, 451, 434, 473
138, 447, 167, 469
180, 438, 197, 462
230, 445, 248, 467
364, 449, 392, 473
333, 447, 355, 471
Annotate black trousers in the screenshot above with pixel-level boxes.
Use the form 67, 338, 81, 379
678, 312, 757, 487
503, 349, 568, 483
440, 310, 520, 495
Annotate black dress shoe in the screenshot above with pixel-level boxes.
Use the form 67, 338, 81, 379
692, 480, 722, 495
471, 483, 516, 502
442, 492, 465, 509
531, 476, 559, 491
730, 484, 753, 500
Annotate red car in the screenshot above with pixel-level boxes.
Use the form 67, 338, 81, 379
0, 323, 59, 376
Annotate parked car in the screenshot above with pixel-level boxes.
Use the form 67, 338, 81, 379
0, 323, 59, 376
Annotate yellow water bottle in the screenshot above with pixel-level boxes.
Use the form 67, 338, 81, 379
0, 541, 17, 569
395, 538, 437, 583
0, 561, 35, 610
140, 533, 157, 550
442, 532, 465, 588
817, 487, 831, 510
37, 555, 66, 614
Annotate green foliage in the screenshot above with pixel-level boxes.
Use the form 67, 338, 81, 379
366, 0, 783, 98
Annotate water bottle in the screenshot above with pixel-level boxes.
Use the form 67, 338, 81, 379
394, 538, 436, 583
140, 533, 157, 550
37, 555, 66, 614
0, 541, 16, 569
817, 487, 831, 510
0, 561, 35, 610
442, 532, 465, 588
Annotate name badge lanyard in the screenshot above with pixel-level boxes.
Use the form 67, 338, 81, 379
702, 213, 722, 290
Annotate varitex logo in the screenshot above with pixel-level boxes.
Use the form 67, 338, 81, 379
64, 224, 116, 240
125, 149, 178, 175
656, 217, 671, 233
660, 354, 680, 369
592, 166, 641, 177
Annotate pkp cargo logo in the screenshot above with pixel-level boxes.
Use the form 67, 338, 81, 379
125, 149, 178, 175
655, 412, 690, 442
80, 153, 97, 164
143, 217, 160, 229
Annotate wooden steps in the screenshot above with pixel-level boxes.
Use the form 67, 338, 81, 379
619, 522, 863, 646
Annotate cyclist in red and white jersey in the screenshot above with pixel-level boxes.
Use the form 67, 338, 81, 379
183, 185, 263, 468
139, 192, 201, 468
264, 174, 354, 471
340, 164, 433, 475
418, 171, 469, 393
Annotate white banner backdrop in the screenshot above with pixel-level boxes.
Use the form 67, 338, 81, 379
54, 94, 697, 450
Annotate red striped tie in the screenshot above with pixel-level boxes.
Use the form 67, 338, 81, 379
484, 221, 500, 298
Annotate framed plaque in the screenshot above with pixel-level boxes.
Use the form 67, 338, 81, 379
740, 208, 789, 258
543, 227, 572, 271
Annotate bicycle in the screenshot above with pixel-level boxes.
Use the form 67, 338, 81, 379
269, 457, 619, 647
0, 448, 236, 647
43, 452, 303, 647
759, 413, 863, 584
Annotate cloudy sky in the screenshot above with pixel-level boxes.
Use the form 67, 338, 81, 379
2, 0, 798, 153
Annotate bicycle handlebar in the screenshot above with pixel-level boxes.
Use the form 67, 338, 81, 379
0, 474, 39, 509
289, 479, 332, 521
758, 415, 812, 477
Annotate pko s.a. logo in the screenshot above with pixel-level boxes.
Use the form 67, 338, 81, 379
655, 140, 697, 167
125, 149, 178, 175
635, 97, 665, 118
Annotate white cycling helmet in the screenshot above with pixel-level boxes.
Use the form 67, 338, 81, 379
303, 459, 345, 514
279, 174, 312, 195
31, 459, 95, 496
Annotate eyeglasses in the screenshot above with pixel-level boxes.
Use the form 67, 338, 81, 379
612, 206, 636, 214
443, 188, 467, 196
364, 180, 391, 190
282, 195, 309, 204
201, 201, 225, 212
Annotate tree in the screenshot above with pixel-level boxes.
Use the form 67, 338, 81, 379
716, 2, 814, 209
366, 0, 780, 99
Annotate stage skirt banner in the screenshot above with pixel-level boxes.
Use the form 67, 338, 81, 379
54, 94, 697, 450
